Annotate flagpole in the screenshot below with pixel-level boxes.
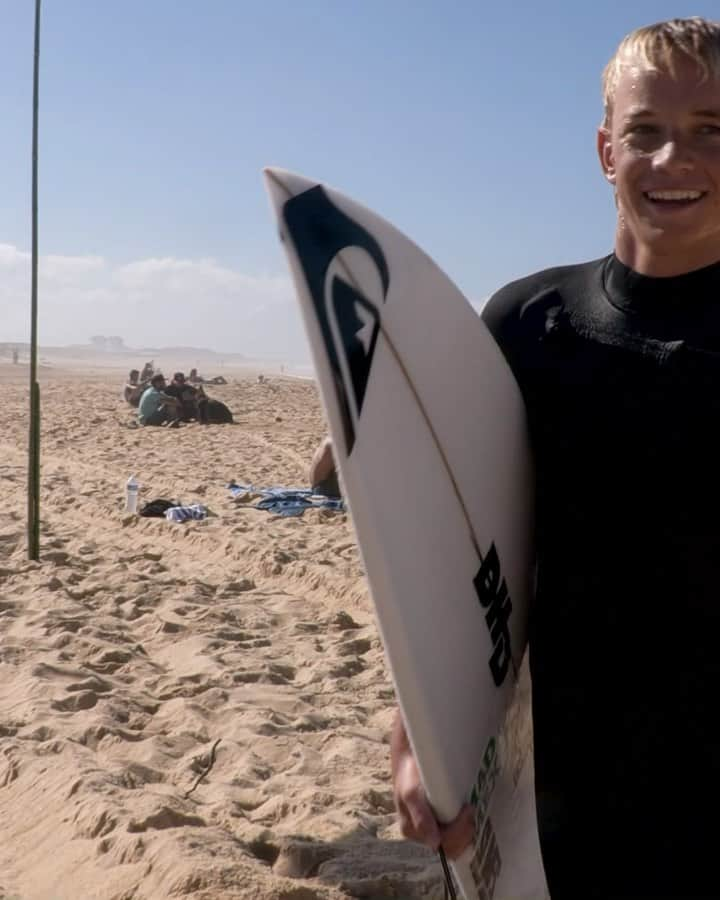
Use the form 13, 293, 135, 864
28, 0, 42, 560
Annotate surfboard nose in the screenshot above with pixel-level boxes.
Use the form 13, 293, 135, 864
262, 167, 320, 212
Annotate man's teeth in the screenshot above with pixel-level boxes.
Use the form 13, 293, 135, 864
646, 190, 703, 201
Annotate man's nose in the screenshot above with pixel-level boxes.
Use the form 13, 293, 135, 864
652, 137, 695, 172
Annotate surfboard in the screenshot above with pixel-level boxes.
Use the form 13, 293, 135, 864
263, 167, 548, 900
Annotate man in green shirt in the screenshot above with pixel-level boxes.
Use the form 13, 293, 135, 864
137, 374, 181, 427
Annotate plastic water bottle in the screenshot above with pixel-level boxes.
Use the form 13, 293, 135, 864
125, 475, 139, 514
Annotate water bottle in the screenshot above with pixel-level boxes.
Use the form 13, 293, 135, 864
125, 475, 139, 514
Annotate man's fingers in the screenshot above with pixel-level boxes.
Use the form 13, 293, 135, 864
439, 805, 476, 860
399, 796, 475, 858
394, 760, 441, 849
404, 786, 441, 848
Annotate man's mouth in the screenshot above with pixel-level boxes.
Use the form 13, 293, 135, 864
643, 190, 706, 205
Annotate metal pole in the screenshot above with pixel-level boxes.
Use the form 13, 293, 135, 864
28, 0, 42, 560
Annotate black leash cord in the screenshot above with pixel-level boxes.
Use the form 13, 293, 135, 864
439, 846, 458, 899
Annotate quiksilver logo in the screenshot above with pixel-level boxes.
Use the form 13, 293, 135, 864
283, 186, 390, 456
473, 543, 513, 687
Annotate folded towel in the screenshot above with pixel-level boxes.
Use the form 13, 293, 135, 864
165, 503, 208, 523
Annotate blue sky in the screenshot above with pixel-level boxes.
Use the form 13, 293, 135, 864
2, 2, 718, 360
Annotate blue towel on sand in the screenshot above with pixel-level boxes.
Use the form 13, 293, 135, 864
228, 482, 344, 517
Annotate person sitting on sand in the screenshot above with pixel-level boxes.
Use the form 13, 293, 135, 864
188, 367, 227, 386
309, 436, 341, 498
123, 369, 149, 407
137, 374, 182, 427
140, 361, 154, 382
164, 372, 209, 424
164, 371, 193, 403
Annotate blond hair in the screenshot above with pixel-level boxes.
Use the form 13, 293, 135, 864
602, 17, 720, 126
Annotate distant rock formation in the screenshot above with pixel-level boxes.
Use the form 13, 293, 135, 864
90, 334, 127, 353
90, 336, 126, 351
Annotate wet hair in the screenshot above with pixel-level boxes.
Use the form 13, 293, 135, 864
602, 18, 720, 126
150, 373, 165, 387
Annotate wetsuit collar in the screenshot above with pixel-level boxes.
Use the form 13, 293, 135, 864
604, 254, 720, 320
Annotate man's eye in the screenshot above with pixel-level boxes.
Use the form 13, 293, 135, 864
698, 124, 720, 135
627, 124, 658, 135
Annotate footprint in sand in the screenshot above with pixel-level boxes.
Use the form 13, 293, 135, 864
127, 806, 206, 832
117, 762, 167, 789
51, 691, 100, 712
335, 637, 372, 657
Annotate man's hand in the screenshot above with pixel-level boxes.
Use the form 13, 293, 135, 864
391, 710, 476, 859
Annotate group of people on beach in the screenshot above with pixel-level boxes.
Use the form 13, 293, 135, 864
123, 364, 231, 427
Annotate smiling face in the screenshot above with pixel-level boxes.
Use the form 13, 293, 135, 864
599, 55, 720, 275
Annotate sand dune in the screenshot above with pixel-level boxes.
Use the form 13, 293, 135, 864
0, 367, 443, 899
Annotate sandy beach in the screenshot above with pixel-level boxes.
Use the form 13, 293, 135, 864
0, 358, 442, 900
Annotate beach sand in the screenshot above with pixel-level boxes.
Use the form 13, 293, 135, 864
0, 360, 443, 899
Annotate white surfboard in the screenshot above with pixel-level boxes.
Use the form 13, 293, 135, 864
263, 167, 547, 900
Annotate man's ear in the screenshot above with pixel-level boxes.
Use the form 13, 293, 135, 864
597, 126, 616, 184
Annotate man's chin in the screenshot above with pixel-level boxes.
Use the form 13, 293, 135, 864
623, 228, 720, 274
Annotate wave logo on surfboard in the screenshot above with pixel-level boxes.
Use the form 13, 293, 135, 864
282, 186, 390, 456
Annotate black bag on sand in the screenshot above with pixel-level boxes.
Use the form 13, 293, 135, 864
139, 499, 178, 518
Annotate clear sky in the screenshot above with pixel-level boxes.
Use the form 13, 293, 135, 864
2, 2, 718, 361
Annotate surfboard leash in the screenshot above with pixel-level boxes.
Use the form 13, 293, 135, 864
438, 847, 458, 899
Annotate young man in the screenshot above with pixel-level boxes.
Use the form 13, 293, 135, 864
392, 17, 720, 897
164, 371, 210, 424
137, 373, 181, 426
123, 369, 149, 407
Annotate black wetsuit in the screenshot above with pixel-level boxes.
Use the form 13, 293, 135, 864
482, 254, 720, 898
